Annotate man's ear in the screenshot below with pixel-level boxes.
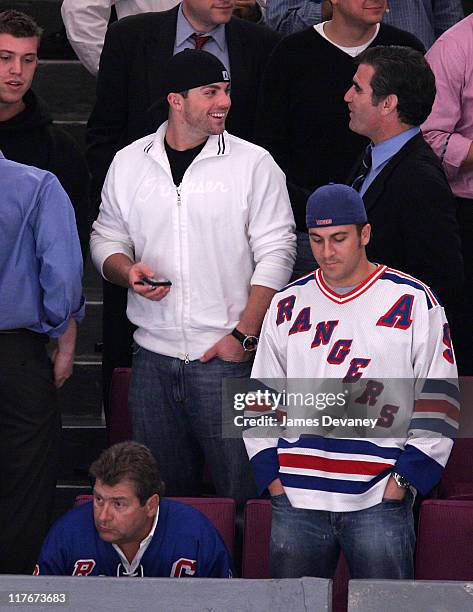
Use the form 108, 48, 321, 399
145, 493, 159, 517
361, 223, 371, 247
167, 92, 183, 111
381, 93, 398, 116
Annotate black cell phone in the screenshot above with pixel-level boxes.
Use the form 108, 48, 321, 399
134, 276, 172, 287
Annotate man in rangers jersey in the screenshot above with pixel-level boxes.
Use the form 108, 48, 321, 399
244, 184, 459, 580
35, 442, 232, 577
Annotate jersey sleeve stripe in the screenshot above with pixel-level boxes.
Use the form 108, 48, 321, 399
420, 379, 461, 402
414, 399, 460, 422
409, 420, 458, 439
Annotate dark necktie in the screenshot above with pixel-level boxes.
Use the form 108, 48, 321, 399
191, 33, 212, 50
351, 144, 373, 192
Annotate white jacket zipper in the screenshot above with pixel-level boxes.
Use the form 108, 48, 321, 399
176, 185, 190, 364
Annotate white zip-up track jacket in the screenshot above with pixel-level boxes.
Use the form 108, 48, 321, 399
90, 123, 296, 361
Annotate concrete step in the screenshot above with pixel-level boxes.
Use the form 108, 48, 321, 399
52, 484, 91, 523
75, 303, 102, 360
55, 120, 86, 153
58, 362, 102, 421
53, 424, 107, 520
34, 60, 96, 122
0, 0, 76, 60
59, 425, 107, 480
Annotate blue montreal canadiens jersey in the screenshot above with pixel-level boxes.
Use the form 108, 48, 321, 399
36, 499, 233, 577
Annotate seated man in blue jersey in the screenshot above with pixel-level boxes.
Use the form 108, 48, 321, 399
35, 441, 233, 577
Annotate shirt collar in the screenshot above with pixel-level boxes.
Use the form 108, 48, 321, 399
0, 150, 4, 159
112, 505, 160, 575
175, 3, 226, 51
371, 127, 420, 171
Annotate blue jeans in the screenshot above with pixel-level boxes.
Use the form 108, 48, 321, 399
270, 492, 415, 579
128, 347, 256, 506
291, 231, 318, 281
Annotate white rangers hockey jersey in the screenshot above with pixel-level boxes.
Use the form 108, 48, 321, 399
244, 264, 459, 512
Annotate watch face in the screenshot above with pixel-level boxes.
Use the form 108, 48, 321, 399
242, 335, 258, 351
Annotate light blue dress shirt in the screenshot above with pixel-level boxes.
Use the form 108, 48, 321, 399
173, 4, 230, 73
360, 127, 420, 196
0, 152, 85, 336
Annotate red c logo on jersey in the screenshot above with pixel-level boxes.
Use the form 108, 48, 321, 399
171, 558, 197, 577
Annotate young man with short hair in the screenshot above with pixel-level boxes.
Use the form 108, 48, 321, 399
90, 50, 295, 504
86, 0, 281, 414
244, 183, 459, 579
0, 10, 90, 257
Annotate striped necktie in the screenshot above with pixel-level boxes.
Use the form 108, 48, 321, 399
351, 144, 373, 192
191, 33, 212, 50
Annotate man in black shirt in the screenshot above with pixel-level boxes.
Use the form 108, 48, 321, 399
255, 0, 424, 278
0, 10, 90, 258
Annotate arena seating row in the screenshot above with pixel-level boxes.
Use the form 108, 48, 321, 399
74, 493, 473, 612
104, 367, 473, 612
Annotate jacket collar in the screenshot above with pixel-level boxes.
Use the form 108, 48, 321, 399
146, 121, 231, 163
360, 132, 425, 212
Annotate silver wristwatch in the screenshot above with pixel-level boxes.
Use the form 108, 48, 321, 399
392, 471, 410, 489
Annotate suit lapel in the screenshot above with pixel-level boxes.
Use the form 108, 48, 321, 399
362, 133, 423, 212
145, 7, 179, 105
226, 18, 251, 101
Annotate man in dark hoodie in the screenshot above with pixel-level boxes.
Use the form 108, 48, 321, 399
0, 9, 90, 258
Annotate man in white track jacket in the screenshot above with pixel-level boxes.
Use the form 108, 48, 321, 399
90, 49, 296, 505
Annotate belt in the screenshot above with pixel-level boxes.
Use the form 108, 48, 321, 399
0, 328, 26, 335
0, 328, 48, 342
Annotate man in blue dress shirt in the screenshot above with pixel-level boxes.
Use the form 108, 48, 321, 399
0, 152, 84, 574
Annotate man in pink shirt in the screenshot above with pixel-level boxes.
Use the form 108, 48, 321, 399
422, 14, 473, 376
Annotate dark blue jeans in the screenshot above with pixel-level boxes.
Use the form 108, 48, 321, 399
128, 347, 256, 506
270, 492, 415, 579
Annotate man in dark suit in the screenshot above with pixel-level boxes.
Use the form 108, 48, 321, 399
87, 0, 280, 198
345, 45, 463, 314
87, 0, 281, 416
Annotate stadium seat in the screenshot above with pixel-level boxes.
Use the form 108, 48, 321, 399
74, 495, 236, 556
241, 499, 271, 579
415, 499, 473, 580
108, 367, 133, 445
437, 438, 473, 499
241, 498, 349, 612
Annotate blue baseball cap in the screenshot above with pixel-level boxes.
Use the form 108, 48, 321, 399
306, 184, 368, 228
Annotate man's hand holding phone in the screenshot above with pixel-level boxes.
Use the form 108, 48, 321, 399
128, 262, 171, 302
